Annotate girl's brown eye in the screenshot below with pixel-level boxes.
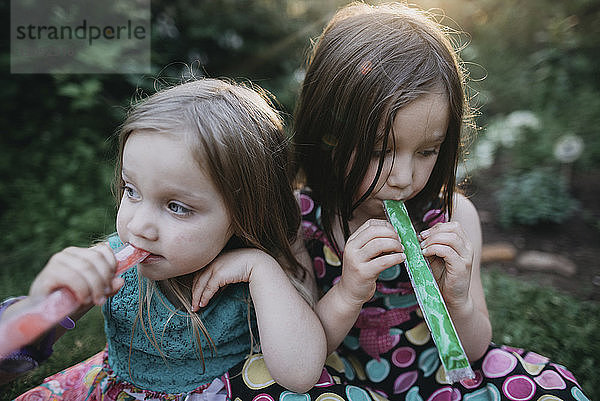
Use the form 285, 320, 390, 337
372, 149, 392, 158
420, 148, 439, 157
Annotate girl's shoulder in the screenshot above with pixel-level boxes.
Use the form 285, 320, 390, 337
451, 193, 480, 224
451, 192, 482, 247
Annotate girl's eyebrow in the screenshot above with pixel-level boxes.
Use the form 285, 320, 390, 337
425, 131, 446, 143
163, 186, 208, 201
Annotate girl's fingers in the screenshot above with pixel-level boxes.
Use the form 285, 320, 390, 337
367, 252, 406, 271
61, 257, 109, 305
420, 223, 471, 257
359, 237, 404, 261
62, 248, 116, 304
32, 261, 93, 304
348, 219, 396, 244
421, 232, 469, 257
422, 244, 461, 264
420, 221, 464, 241
33, 247, 117, 305
64, 246, 117, 277
108, 277, 125, 297
91, 244, 118, 270
348, 223, 402, 252
191, 269, 211, 311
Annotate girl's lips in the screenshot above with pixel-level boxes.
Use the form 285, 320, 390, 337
140, 254, 163, 264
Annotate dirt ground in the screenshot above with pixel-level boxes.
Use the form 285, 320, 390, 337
466, 166, 600, 301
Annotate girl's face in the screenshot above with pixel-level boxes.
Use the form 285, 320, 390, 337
352, 90, 450, 222
116, 131, 233, 281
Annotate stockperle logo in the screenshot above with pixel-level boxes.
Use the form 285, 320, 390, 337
11, 0, 150, 74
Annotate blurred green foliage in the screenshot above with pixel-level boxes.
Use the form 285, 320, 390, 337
496, 168, 578, 227
1, 0, 598, 399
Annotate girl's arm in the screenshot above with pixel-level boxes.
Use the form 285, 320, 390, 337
419, 193, 491, 361
1, 244, 121, 329
0, 244, 121, 382
192, 249, 326, 394
294, 221, 406, 355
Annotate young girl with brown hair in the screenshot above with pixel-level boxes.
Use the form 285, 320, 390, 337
2, 79, 330, 400
292, 2, 589, 399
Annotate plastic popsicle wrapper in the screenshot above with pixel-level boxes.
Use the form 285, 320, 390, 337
0, 240, 149, 360
383, 200, 474, 383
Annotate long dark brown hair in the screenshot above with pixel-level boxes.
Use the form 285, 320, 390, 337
293, 2, 473, 250
114, 78, 309, 368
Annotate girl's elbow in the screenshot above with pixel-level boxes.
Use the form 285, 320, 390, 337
467, 322, 492, 362
270, 361, 324, 393
276, 374, 320, 394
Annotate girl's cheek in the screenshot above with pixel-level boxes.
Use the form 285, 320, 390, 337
115, 206, 128, 239
355, 163, 382, 200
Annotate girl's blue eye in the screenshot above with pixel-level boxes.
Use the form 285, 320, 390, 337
168, 202, 192, 216
123, 185, 140, 200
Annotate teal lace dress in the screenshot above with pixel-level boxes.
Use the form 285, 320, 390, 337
15, 265, 255, 400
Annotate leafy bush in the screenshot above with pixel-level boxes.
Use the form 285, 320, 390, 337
495, 168, 578, 227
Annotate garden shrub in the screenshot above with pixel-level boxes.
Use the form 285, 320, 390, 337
495, 168, 578, 227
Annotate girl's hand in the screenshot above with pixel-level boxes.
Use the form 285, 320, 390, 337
419, 221, 473, 310
192, 248, 266, 310
339, 219, 405, 306
29, 244, 121, 306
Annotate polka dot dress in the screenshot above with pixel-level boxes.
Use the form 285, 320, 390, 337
296, 190, 590, 401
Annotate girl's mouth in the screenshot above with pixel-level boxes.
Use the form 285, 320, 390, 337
140, 253, 163, 264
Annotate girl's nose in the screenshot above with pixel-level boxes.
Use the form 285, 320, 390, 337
126, 205, 159, 241
387, 155, 413, 190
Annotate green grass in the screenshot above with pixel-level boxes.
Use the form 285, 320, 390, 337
483, 269, 599, 399
1, 270, 598, 400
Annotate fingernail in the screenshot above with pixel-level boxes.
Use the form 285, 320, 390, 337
420, 229, 429, 238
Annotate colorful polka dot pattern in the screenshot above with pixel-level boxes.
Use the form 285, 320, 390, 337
298, 190, 591, 401
228, 353, 386, 401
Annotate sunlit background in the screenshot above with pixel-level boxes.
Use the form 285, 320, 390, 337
1, 0, 598, 398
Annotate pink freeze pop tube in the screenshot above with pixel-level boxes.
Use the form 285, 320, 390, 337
0, 243, 149, 359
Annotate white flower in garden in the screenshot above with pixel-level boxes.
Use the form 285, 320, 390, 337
494, 110, 541, 148
480, 110, 541, 149
473, 138, 496, 169
554, 134, 584, 163
506, 110, 542, 131
219, 30, 244, 50
463, 110, 541, 177
458, 138, 495, 179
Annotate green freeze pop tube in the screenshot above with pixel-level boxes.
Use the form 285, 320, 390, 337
383, 200, 474, 383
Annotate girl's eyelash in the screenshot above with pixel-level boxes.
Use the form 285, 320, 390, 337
121, 184, 140, 199
420, 148, 439, 157
168, 202, 193, 216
